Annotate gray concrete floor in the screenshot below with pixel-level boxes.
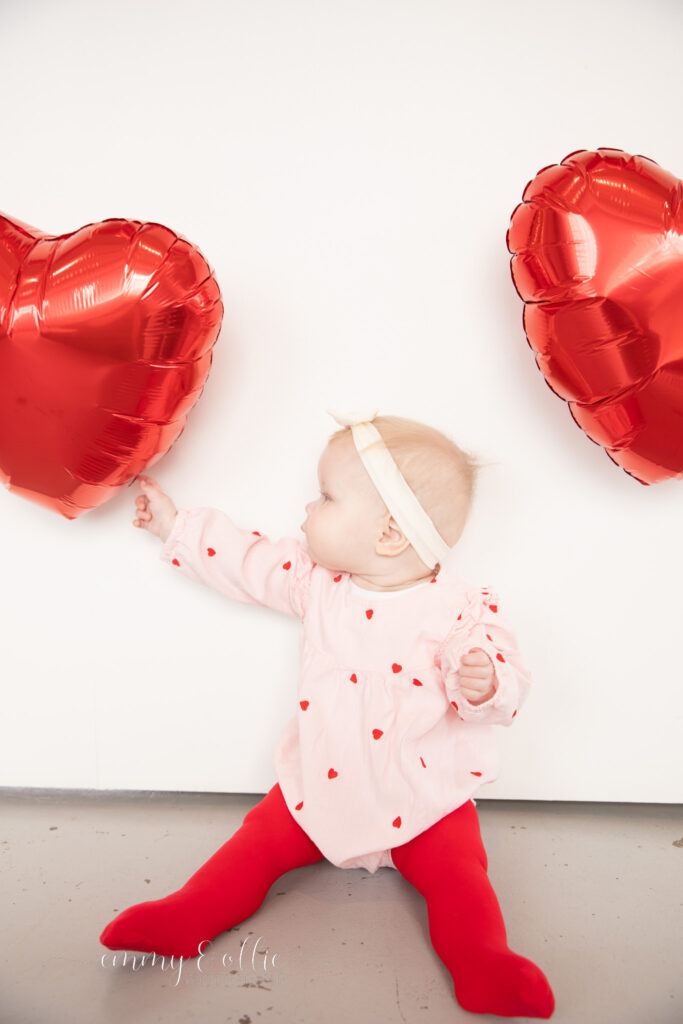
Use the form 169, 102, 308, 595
0, 790, 680, 1024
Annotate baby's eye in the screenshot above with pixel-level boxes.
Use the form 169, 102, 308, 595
320, 492, 331, 502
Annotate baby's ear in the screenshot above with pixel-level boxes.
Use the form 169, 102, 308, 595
375, 533, 411, 557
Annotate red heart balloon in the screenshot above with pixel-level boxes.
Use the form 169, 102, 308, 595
0, 212, 223, 517
507, 148, 683, 485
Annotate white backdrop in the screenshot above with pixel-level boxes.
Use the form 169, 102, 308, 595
1, 0, 681, 801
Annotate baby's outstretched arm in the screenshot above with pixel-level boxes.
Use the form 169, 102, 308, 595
135, 481, 314, 620
133, 475, 178, 541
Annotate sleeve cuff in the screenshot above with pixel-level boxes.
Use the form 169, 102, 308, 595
159, 509, 192, 563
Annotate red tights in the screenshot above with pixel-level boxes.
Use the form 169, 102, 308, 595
100, 785, 554, 1018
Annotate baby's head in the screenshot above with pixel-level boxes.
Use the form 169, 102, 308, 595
300, 415, 484, 591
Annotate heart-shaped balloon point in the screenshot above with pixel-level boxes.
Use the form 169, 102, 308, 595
507, 148, 683, 485
0, 213, 223, 517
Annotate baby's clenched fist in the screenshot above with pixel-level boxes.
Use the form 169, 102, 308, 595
133, 475, 178, 543
458, 648, 498, 706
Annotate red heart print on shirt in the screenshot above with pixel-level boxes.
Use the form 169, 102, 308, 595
392, 816, 402, 828
0, 212, 222, 518
365, 609, 374, 620
328, 768, 338, 779
392, 663, 402, 673
372, 728, 383, 740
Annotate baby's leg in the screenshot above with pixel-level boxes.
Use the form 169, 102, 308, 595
99, 784, 323, 960
391, 800, 555, 1019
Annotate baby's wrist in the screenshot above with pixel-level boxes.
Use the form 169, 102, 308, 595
160, 511, 178, 543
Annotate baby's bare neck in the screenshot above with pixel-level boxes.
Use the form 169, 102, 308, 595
349, 568, 438, 592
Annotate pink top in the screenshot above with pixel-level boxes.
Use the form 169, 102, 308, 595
160, 508, 532, 874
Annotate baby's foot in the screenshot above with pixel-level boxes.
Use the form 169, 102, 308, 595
100, 889, 222, 960
452, 947, 555, 1019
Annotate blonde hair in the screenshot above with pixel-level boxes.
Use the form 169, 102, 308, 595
328, 415, 493, 549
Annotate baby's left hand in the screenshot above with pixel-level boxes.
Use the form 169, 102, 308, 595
458, 648, 498, 705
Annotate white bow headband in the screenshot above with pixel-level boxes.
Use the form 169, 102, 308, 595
326, 408, 452, 570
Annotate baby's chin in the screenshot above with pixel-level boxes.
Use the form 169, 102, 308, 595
302, 544, 350, 575
309, 553, 341, 572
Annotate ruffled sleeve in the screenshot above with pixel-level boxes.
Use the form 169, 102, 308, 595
434, 587, 532, 726
159, 507, 314, 620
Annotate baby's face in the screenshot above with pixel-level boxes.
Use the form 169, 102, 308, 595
300, 437, 385, 573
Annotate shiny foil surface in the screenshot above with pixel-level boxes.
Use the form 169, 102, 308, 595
507, 148, 683, 485
0, 213, 223, 517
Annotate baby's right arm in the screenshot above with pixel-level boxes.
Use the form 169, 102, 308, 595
132, 475, 313, 620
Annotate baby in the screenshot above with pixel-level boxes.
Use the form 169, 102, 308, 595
100, 409, 555, 1019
